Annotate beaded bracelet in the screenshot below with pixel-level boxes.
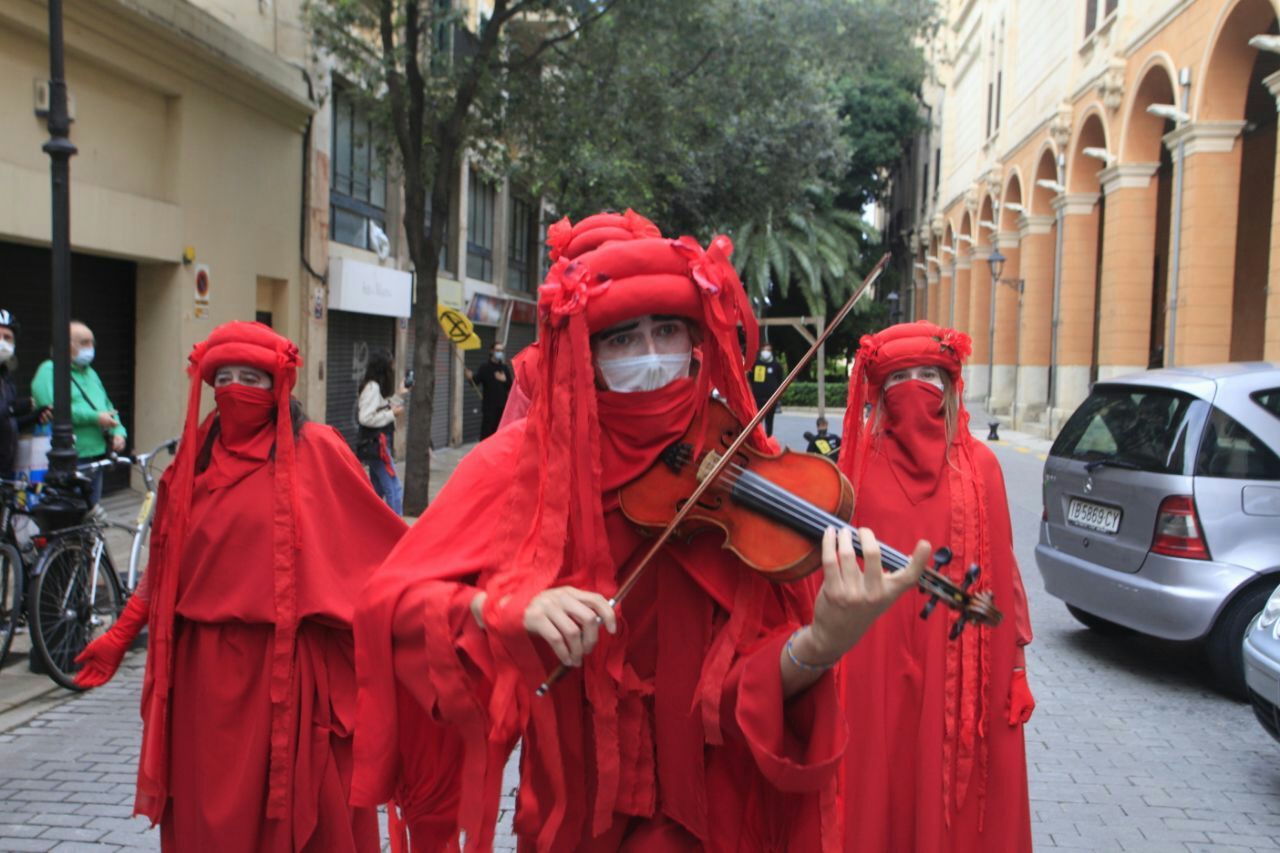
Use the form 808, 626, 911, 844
786, 627, 837, 672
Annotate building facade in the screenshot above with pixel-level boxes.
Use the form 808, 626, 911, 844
1, 0, 542, 490
893, 0, 1280, 437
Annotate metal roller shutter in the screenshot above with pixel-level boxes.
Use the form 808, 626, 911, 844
325, 309, 396, 448
505, 321, 537, 360
0, 241, 136, 493
462, 326, 498, 443
404, 324, 452, 450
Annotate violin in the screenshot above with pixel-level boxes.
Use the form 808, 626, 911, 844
534, 254, 989, 697
618, 399, 1003, 635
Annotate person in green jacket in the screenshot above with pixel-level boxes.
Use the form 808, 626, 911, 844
32, 320, 127, 505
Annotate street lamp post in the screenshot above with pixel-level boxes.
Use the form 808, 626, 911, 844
986, 248, 1005, 410
42, 0, 78, 488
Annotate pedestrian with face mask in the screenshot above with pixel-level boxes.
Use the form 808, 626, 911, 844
748, 341, 783, 436
467, 342, 513, 439
32, 320, 126, 505
835, 321, 1034, 853
0, 310, 51, 479
71, 321, 407, 851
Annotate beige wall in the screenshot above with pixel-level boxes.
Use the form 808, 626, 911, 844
1, 0, 311, 465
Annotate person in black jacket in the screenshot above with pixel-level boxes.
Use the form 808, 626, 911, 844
467, 342, 513, 439
748, 342, 783, 436
0, 310, 49, 479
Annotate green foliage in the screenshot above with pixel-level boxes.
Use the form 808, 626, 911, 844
731, 190, 878, 316
779, 381, 849, 408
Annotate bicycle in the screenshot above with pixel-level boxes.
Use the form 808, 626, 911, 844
0, 438, 177, 689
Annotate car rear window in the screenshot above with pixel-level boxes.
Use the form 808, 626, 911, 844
1254, 388, 1280, 422
1195, 406, 1280, 480
1051, 386, 1197, 474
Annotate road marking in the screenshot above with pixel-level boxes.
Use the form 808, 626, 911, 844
1036, 453, 1047, 461
1015, 446, 1030, 454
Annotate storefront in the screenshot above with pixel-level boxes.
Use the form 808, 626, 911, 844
323, 256, 411, 448
0, 241, 136, 493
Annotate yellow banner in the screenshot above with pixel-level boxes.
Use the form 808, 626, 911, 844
437, 304, 482, 350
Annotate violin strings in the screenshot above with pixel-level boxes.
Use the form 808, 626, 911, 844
715, 463, 915, 573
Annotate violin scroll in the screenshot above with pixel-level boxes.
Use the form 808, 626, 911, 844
917, 550, 1003, 637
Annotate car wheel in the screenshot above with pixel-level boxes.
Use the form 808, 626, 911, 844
1066, 604, 1130, 635
1205, 584, 1272, 701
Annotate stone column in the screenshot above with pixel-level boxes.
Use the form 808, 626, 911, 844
926, 267, 940, 321
1096, 163, 1160, 379
938, 264, 954, 329
1264, 71, 1280, 360
989, 231, 1021, 416
952, 252, 971, 332
966, 245, 992, 401
1051, 191, 1101, 422
1015, 214, 1054, 430
1164, 120, 1247, 365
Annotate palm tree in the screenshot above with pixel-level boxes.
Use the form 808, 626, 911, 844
731, 201, 877, 317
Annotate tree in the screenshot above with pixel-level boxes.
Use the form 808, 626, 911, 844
732, 195, 877, 316
308, 0, 621, 514
513, 0, 931, 347
510, 0, 850, 238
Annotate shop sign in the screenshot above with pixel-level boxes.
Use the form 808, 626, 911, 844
328, 256, 412, 318
467, 293, 505, 326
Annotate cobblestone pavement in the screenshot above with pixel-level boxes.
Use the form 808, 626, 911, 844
1, 415, 1279, 850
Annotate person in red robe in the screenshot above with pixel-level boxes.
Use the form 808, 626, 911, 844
352, 211, 931, 852
73, 321, 407, 851
835, 321, 1036, 852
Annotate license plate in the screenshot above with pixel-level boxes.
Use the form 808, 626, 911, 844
1067, 498, 1122, 533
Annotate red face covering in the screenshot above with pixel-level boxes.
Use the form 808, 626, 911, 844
879, 380, 949, 504
208, 385, 276, 489
596, 376, 700, 494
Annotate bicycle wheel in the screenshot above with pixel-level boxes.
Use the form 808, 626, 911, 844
0, 543, 21, 670
29, 534, 123, 690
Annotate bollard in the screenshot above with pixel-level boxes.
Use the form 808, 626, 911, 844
987, 421, 1000, 441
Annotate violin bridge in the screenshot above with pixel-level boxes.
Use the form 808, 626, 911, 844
697, 450, 723, 483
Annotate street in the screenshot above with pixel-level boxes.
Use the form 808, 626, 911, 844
0, 411, 1278, 850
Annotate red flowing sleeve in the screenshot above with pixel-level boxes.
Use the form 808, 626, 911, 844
353, 427, 526, 848
978, 448, 1033, 648
725, 630, 848, 791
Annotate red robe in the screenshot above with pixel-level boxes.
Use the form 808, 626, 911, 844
838, 431, 1032, 852
355, 396, 849, 852
138, 422, 407, 851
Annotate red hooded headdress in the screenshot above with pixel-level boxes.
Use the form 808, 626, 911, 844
136, 321, 303, 822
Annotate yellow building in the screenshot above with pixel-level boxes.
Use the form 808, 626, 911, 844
1, 0, 543, 484
891, 0, 1280, 437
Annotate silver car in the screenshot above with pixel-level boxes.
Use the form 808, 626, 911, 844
1245, 585, 1280, 741
1036, 363, 1280, 697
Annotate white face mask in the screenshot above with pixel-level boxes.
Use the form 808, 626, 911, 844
598, 352, 691, 393
0, 341, 13, 364
760, 350, 773, 363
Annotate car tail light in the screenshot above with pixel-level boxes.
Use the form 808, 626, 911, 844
1150, 495, 1209, 560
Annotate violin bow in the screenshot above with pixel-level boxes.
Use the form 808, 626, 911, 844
535, 252, 891, 696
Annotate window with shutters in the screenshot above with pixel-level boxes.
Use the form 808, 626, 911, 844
466, 167, 496, 282
330, 84, 387, 251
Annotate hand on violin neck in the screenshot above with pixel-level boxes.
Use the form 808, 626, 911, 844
523, 586, 618, 668
808, 527, 930, 662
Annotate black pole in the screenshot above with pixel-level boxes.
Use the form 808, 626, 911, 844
42, 0, 78, 485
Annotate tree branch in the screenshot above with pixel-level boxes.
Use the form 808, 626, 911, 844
495, 0, 626, 72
